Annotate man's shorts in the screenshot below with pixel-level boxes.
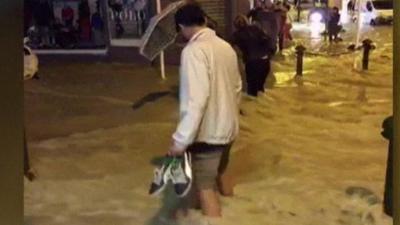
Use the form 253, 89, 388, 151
187, 142, 232, 190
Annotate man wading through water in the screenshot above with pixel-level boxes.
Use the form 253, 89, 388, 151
168, 3, 242, 218
231, 15, 276, 97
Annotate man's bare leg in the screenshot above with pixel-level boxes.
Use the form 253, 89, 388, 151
171, 187, 200, 219
198, 189, 221, 217
216, 144, 234, 196
217, 173, 234, 196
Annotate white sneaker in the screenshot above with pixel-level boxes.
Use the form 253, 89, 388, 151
171, 152, 192, 198
149, 160, 173, 196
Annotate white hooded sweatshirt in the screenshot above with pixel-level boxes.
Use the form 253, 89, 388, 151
172, 28, 242, 149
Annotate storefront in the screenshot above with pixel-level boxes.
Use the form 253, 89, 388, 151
107, 0, 156, 46
24, 0, 155, 54
24, 0, 249, 56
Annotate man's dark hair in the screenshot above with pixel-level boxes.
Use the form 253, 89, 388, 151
175, 3, 206, 31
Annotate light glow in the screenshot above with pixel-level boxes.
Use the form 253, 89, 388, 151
310, 21, 325, 38
310, 12, 323, 23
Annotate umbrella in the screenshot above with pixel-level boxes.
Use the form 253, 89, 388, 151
139, 0, 185, 61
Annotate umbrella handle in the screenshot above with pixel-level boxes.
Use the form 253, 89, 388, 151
160, 51, 166, 80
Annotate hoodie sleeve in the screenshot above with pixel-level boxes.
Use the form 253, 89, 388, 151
172, 47, 210, 150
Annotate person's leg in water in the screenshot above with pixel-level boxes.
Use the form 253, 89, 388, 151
171, 185, 200, 219
247, 58, 269, 94
278, 32, 284, 52
245, 60, 259, 97
286, 24, 293, 41
198, 188, 221, 217
216, 143, 234, 196
172, 145, 226, 218
177, 173, 221, 218
196, 150, 226, 217
288, 32, 293, 41
258, 59, 270, 93
328, 27, 333, 42
191, 145, 228, 217
334, 25, 342, 41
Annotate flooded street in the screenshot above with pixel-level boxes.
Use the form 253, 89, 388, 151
24, 21, 393, 225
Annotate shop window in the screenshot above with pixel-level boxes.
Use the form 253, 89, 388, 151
24, 0, 107, 49
107, 0, 154, 40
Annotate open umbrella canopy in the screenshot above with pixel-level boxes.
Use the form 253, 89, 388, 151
139, 0, 185, 61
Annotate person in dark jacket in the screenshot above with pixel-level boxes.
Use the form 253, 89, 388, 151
231, 15, 276, 97
327, 7, 342, 42
381, 115, 393, 217
248, 2, 280, 52
247, 0, 264, 23
78, 0, 91, 42
33, 0, 54, 47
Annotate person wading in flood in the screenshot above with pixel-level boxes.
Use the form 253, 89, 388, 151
231, 15, 276, 97
168, 3, 242, 218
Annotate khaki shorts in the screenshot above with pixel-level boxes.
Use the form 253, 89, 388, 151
187, 142, 232, 190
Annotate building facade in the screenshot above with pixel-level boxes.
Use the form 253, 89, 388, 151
25, 0, 251, 59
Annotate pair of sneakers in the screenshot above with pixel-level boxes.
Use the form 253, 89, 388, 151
149, 152, 192, 197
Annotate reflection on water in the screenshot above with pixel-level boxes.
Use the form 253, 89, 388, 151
310, 22, 326, 39
273, 72, 296, 87
273, 71, 318, 88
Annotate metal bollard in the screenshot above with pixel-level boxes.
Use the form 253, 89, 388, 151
362, 39, 375, 70
295, 45, 306, 76
382, 115, 393, 217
